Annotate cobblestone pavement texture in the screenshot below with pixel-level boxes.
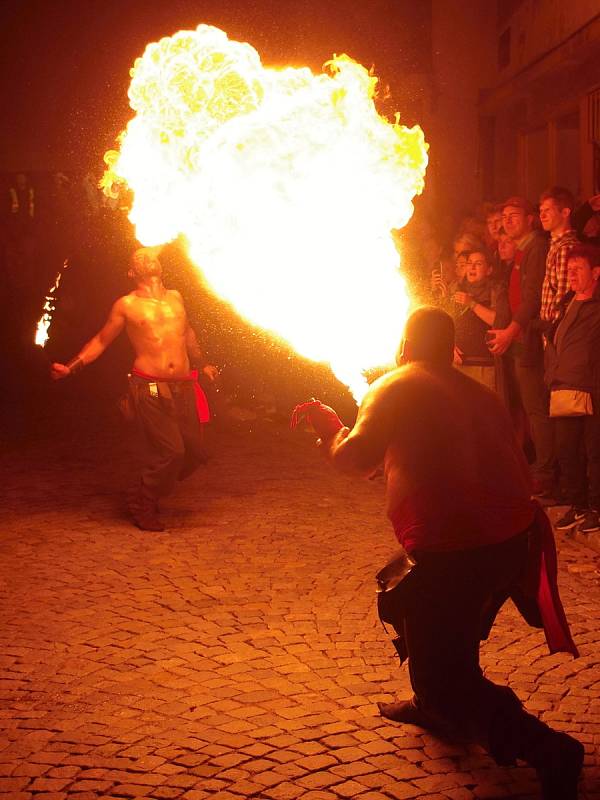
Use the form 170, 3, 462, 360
1, 414, 599, 800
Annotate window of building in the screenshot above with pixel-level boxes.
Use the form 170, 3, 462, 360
498, 27, 511, 70
525, 127, 549, 200
589, 88, 600, 193
555, 112, 580, 197
588, 87, 600, 145
497, 0, 526, 28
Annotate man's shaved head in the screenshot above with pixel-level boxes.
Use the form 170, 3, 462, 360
399, 306, 455, 366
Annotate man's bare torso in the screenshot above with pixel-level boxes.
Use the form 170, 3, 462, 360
380, 366, 531, 514
120, 288, 190, 378
331, 364, 532, 516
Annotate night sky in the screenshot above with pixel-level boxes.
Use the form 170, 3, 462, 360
0, 0, 431, 173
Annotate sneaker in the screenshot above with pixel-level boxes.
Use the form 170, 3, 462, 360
579, 509, 600, 533
130, 507, 165, 532
554, 507, 586, 531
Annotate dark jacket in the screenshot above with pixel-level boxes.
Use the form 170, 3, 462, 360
512, 230, 548, 366
544, 285, 600, 396
572, 201, 600, 247
454, 281, 511, 366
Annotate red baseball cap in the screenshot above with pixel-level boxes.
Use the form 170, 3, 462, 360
502, 196, 535, 215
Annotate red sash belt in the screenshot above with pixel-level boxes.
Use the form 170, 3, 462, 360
131, 367, 210, 423
521, 501, 579, 657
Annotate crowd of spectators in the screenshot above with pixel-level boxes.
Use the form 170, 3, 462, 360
403, 187, 600, 536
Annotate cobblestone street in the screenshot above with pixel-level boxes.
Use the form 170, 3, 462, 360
1, 413, 599, 799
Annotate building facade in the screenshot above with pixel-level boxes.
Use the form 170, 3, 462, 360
478, 0, 600, 203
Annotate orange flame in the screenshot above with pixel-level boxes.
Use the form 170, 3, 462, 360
102, 25, 428, 400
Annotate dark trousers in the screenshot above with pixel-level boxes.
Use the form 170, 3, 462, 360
404, 531, 554, 766
130, 377, 207, 499
554, 406, 600, 510
514, 358, 555, 484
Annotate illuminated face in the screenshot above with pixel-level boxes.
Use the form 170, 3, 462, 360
567, 257, 600, 294
498, 233, 516, 262
455, 251, 469, 280
539, 198, 567, 233
502, 206, 530, 239
131, 249, 162, 280
466, 252, 492, 283
486, 212, 503, 241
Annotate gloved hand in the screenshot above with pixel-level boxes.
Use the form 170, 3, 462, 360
290, 398, 344, 439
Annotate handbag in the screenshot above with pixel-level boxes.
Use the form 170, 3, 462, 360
549, 389, 593, 418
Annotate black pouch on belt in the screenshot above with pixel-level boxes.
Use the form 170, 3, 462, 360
376, 549, 418, 664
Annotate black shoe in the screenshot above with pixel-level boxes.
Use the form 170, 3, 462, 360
130, 507, 165, 532
535, 732, 584, 800
554, 507, 585, 531
128, 489, 165, 531
578, 509, 600, 533
378, 698, 435, 729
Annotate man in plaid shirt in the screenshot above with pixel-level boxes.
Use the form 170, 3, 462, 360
539, 187, 580, 323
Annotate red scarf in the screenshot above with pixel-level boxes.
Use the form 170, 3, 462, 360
508, 251, 522, 315
132, 368, 210, 423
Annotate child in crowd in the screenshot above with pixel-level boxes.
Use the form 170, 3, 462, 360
451, 248, 510, 391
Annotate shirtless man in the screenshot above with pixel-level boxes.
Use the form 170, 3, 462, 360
294, 307, 582, 800
52, 247, 217, 531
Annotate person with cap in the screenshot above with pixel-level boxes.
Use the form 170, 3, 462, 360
487, 196, 554, 498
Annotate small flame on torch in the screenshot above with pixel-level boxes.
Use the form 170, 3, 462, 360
35, 259, 68, 347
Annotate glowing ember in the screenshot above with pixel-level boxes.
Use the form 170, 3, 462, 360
35, 260, 68, 347
102, 25, 428, 400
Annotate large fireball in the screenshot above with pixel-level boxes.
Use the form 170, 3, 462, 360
102, 24, 428, 400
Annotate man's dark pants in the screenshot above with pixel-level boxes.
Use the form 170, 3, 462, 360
514, 356, 555, 487
130, 377, 207, 500
404, 530, 554, 766
554, 398, 600, 511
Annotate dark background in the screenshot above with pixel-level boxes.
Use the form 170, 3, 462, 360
0, 0, 431, 172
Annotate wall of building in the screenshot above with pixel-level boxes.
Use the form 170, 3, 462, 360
497, 0, 600, 79
425, 0, 497, 220
479, 1, 600, 204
